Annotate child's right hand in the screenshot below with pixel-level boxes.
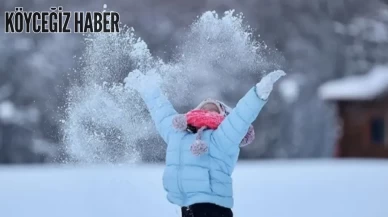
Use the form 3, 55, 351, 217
124, 69, 146, 91
124, 69, 162, 92
255, 70, 286, 100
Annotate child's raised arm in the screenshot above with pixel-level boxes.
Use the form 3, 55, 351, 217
210, 70, 286, 155
125, 70, 178, 144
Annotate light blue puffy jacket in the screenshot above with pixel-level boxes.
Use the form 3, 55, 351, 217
138, 85, 267, 208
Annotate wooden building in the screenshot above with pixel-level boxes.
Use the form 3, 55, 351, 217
318, 65, 388, 158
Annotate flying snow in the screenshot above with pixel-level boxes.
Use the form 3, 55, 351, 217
62, 9, 279, 164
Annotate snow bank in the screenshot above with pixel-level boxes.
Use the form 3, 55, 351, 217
1, 160, 388, 217
318, 65, 388, 100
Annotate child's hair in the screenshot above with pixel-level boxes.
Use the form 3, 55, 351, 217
187, 124, 198, 133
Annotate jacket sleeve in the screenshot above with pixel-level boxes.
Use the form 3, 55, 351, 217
210, 86, 267, 154
137, 86, 178, 144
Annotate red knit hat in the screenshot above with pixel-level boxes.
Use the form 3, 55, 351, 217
186, 110, 225, 129
172, 99, 255, 156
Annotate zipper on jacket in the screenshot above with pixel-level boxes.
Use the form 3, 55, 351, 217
177, 139, 183, 192
177, 136, 185, 204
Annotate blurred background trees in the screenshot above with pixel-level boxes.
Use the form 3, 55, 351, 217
0, 0, 387, 163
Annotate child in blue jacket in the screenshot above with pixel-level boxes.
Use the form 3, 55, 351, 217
125, 70, 285, 217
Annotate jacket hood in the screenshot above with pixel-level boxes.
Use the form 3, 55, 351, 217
194, 98, 232, 117
171, 97, 255, 156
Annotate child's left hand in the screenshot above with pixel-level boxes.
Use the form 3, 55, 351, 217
255, 70, 286, 100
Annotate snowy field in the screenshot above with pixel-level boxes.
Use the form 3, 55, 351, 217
1, 160, 388, 217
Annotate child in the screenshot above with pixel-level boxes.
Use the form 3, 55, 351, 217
125, 70, 285, 217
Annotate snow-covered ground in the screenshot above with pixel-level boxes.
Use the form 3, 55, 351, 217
1, 160, 388, 217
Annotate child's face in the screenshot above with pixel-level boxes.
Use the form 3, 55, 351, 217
200, 103, 220, 113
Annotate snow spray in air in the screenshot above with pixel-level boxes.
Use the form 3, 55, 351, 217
62, 8, 279, 164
